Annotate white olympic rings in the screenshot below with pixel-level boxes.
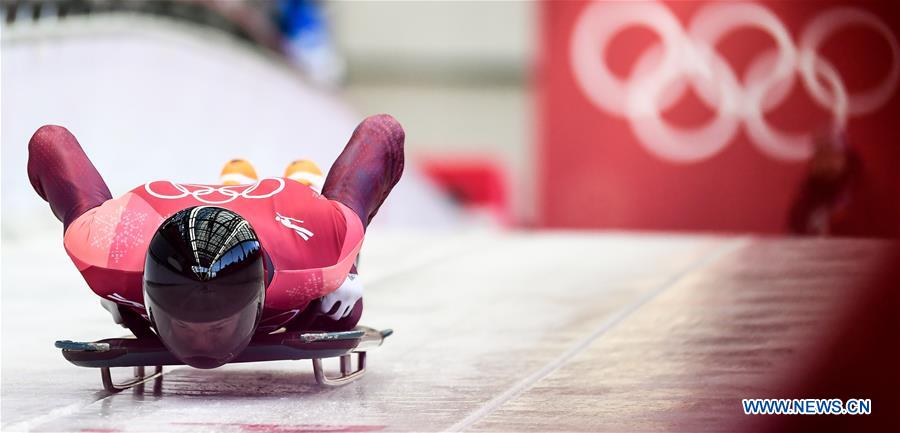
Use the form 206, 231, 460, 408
144, 177, 286, 204
570, 1, 900, 162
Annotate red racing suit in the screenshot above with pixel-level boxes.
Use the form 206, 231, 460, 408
28, 114, 405, 333
63, 178, 364, 332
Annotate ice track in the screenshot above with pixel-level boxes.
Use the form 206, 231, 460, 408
2, 231, 892, 432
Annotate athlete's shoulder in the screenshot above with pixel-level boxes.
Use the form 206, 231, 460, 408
64, 191, 165, 272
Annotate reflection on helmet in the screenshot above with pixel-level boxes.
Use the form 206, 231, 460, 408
143, 206, 265, 369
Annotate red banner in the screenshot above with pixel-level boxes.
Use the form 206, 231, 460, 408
538, 0, 900, 235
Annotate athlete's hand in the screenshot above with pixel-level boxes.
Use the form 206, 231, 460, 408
320, 273, 363, 320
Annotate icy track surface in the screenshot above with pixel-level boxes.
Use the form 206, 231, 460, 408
2, 231, 891, 432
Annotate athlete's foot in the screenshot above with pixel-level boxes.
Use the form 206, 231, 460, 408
284, 159, 324, 193
220, 159, 259, 185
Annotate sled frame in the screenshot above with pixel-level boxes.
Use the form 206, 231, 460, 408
100, 366, 164, 393
57, 327, 391, 392
312, 352, 367, 386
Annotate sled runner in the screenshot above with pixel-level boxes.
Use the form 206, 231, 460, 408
55, 326, 392, 392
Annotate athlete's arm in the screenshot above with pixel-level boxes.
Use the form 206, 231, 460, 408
317, 113, 402, 321
322, 114, 405, 229
27, 125, 112, 230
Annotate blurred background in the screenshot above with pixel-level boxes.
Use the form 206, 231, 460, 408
2, 0, 899, 237
3, 3, 900, 431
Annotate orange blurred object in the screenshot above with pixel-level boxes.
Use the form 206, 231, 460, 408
219, 159, 259, 185
284, 159, 324, 192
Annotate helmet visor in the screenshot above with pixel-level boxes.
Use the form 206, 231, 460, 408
149, 288, 262, 369
143, 206, 266, 369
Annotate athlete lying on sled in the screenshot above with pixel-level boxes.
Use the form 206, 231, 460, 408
29, 114, 403, 371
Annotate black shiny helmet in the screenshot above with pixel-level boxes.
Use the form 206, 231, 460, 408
143, 206, 265, 369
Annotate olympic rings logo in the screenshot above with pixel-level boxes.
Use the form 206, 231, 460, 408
144, 177, 285, 204
570, 2, 900, 163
